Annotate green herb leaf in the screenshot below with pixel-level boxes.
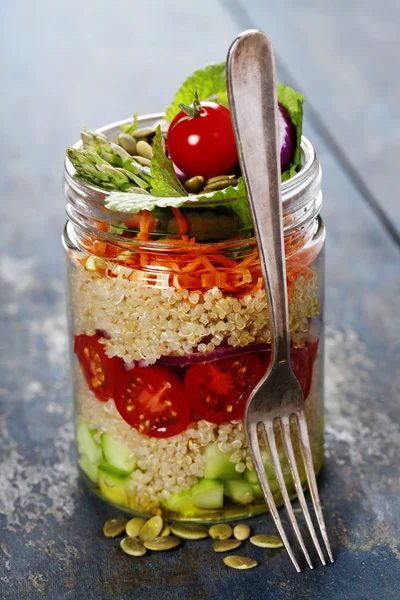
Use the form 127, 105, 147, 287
277, 84, 304, 179
149, 126, 188, 197
166, 63, 226, 121
121, 113, 139, 135
105, 192, 190, 214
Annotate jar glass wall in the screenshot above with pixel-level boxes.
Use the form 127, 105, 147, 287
63, 115, 325, 521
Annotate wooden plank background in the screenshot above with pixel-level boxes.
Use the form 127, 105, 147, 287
0, 1, 399, 599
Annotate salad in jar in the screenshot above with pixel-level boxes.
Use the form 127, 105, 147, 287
63, 62, 325, 521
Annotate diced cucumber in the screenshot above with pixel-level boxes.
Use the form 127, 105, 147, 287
162, 490, 197, 517
98, 466, 130, 506
76, 419, 102, 464
244, 468, 259, 485
224, 479, 254, 505
251, 483, 264, 499
101, 433, 137, 476
78, 456, 99, 484
203, 444, 242, 480
191, 479, 224, 509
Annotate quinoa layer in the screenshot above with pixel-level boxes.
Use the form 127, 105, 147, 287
70, 260, 320, 364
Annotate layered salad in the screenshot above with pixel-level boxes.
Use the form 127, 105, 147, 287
65, 63, 324, 519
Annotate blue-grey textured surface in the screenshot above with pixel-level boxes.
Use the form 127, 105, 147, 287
0, 1, 399, 599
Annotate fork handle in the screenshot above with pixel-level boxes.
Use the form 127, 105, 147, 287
227, 30, 290, 365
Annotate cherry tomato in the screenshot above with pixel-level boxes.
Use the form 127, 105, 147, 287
114, 366, 191, 438
184, 354, 264, 424
74, 334, 123, 402
167, 101, 238, 179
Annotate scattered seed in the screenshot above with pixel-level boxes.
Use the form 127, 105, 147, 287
223, 555, 258, 570
131, 126, 155, 138
170, 522, 209, 540
132, 155, 152, 167
136, 140, 153, 160
139, 516, 164, 542
103, 516, 128, 538
144, 536, 181, 551
250, 535, 283, 548
209, 524, 233, 540
183, 176, 204, 194
120, 536, 147, 557
233, 524, 251, 541
203, 178, 239, 193
213, 539, 241, 553
205, 174, 237, 185
116, 133, 137, 155
161, 524, 171, 537
126, 517, 146, 538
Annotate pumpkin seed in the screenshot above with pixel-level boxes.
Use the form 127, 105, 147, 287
126, 517, 146, 538
205, 174, 237, 185
183, 176, 204, 193
161, 524, 171, 537
203, 179, 239, 193
136, 140, 153, 160
103, 516, 128, 538
223, 555, 258, 570
132, 155, 152, 167
250, 534, 283, 548
153, 118, 169, 134
131, 126, 155, 138
209, 524, 233, 540
120, 536, 147, 556
143, 536, 181, 551
212, 539, 241, 553
233, 524, 251, 541
116, 133, 137, 156
139, 516, 163, 541
170, 522, 209, 540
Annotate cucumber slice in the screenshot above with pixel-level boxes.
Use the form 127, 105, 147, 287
203, 444, 242, 480
244, 468, 259, 485
78, 456, 99, 484
191, 479, 224, 509
251, 483, 264, 499
162, 490, 197, 517
98, 466, 130, 506
76, 419, 102, 464
101, 433, 137, 475
224, 479, 254, 505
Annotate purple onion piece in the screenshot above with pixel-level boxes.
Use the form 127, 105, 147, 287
95, 329, 111, 339
278, 103, 297, 172
173, 162, 187, 182
156, 342, 270, 366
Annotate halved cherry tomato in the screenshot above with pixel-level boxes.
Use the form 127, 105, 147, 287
184, 354, 264, 424
114, 366, 191, 438
74, 334, 123, 402
290, 341, 319, 399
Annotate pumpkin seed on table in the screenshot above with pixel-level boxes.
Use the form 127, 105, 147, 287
209, 524, 233, 540
126, 517, 146, 538
144, 536, 181, 551
136, 140, 153, 160
139, 516, 164, 541
205, 174, 237, 185
170, 522, 209, 540
212, 539, 241, 553
233, 524, 251, 541
203, 178, 239, 193
116, 133, 137, 155
223, 556, 258, 570
120, 536, 147, 557
132, 155, 152, 167
183, 176, 204, 194
161, 524, 171, 537
250, 535, 283, 548
103, 516, 128, 538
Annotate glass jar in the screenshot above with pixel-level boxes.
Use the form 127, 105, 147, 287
63, 114, 325, 521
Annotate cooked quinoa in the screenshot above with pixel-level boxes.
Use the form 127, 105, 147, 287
70, 259, 320, 364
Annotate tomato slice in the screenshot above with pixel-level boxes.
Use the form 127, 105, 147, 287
290, 341, 319, 399
74, 334, 123, 402
114, 366, 191, 438
184, 354, 264, 424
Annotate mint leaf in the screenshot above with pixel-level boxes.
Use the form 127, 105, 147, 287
150, 126, 188, 197
277, 84, 304, 179
121, 113, 138, 135
166, 63, 226, 121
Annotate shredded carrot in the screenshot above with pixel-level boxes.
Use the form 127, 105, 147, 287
171, 207, 188, 237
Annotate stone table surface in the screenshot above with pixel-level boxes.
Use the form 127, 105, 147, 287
0, 1, 399, 599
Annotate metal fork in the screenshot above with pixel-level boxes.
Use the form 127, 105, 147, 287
226, 30, 333, 572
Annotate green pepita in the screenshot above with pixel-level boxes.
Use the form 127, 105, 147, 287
170, 522, 209, 540
233, 524, 251, 541
161, 524, 171, 537
205, 174, 237, 185
136, 140, 153, 160
139, 516, 164, 542
223, 555, 258, 570
212, 539, 241, 553
132, 155, 152, 167
116, 133, 137, 156
126, 517, 146, 538
143, 536, 181, 551
131, 126, 155, 139
183, 176, 204, 194
203, 178, 239, 193
103, 516, 128, 538
120, 536, 147, 556
250, 534, 283, 548
209, 524, 233, 540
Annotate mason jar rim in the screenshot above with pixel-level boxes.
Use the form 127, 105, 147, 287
64, 112, 321, 217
